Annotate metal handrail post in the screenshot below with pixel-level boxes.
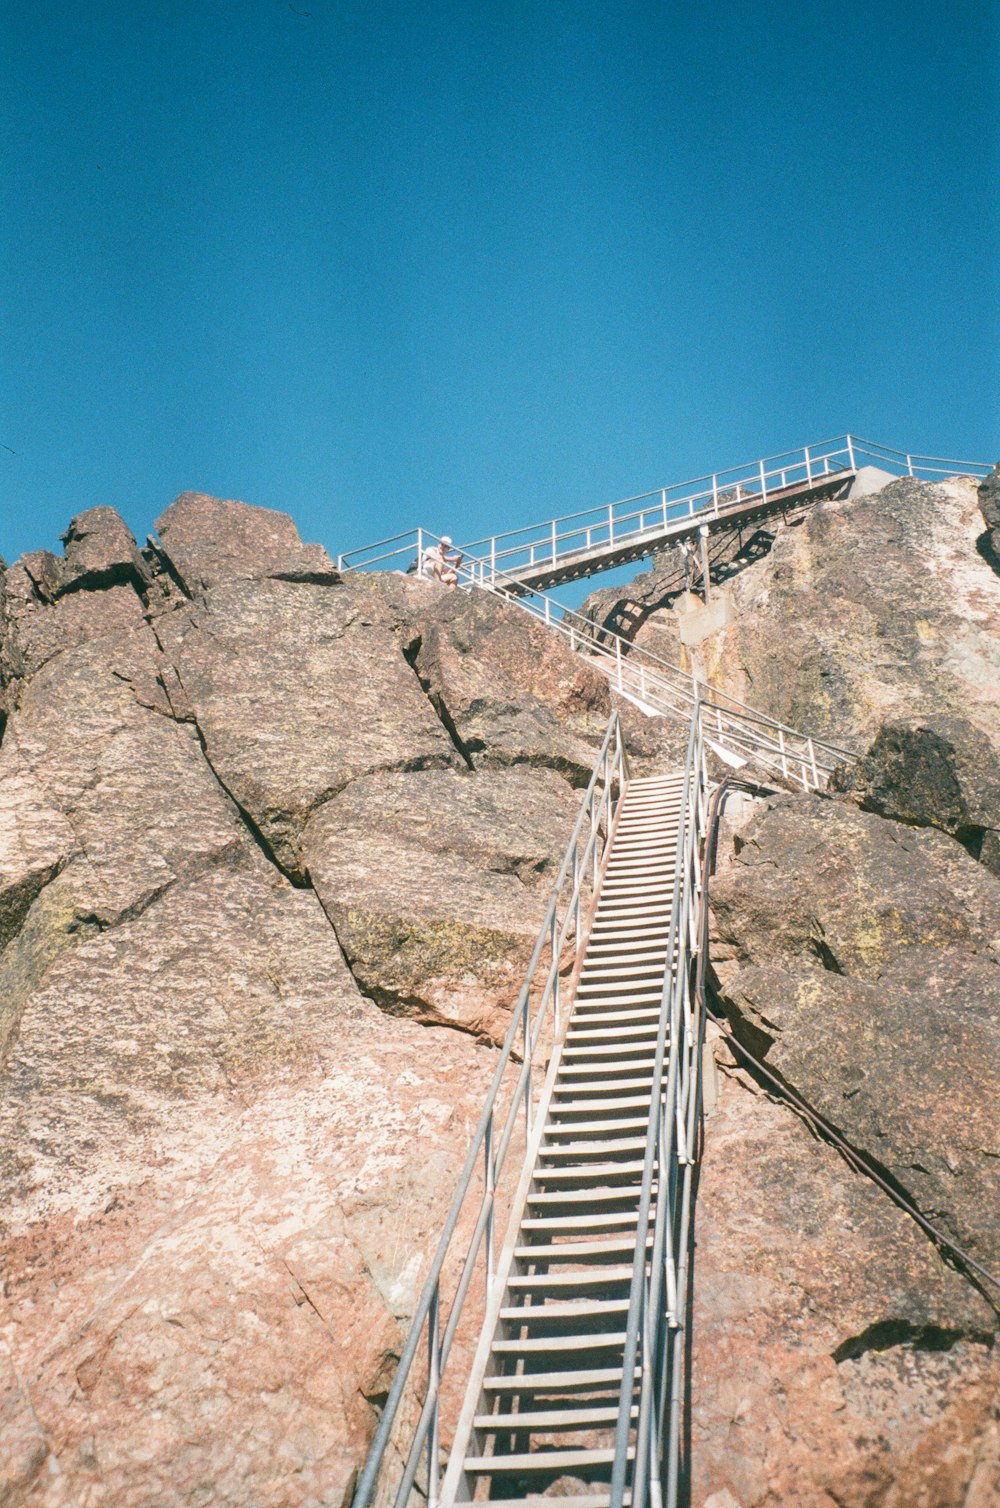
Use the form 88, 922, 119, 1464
847, 435, 856, 470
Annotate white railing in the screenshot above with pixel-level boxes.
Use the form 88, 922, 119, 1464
474, 566, 853, 789
337, 435, 993, 585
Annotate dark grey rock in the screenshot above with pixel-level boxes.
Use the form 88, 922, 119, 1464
832, 714, 1000, 875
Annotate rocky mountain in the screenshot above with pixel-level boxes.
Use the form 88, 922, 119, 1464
1, 471, 999, 1507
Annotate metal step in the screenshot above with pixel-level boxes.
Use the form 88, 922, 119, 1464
464, 1445, 634, 1473
507, 1266, 634, 1291
474, 1403, 638, 1430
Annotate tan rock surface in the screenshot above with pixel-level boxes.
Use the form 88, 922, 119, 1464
304, 765, 584, 1036
691, 1072, 1000, 1508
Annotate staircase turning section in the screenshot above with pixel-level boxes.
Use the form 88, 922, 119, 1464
441, 771, 686, 1508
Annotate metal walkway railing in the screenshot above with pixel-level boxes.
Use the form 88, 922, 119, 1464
338, 435, 992, 591
354, 708, 714, 1508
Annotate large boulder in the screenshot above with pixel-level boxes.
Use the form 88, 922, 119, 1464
59, 505, 151, 592
710, 794, 1000, 1274
304, 765, 584, 1037
832, 713, 1000, 874
153, 577, 462, 880
155, 491, 339, 595
409, 586, 610, 782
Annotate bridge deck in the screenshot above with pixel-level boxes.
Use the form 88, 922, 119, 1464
503, 470, 854, 592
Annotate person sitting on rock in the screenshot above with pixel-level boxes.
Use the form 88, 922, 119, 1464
420, 536, 462, 587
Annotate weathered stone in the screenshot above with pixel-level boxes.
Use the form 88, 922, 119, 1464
7, 627, 248, 929
59, 506, 151, 592
304, 765, 584, 1036
711, 794, 1000, 977
155, 491, 339, 596
832, 713, 1000, 874
710, 794, 1000, 1272
691, 1073, 1000, 1508
979, 464, 1000, 565
4, 577, 150, 679
643, 476, 1000, 756
1, 872, 495, 1508
154, 577, 462, 879
410, 586, 609, 782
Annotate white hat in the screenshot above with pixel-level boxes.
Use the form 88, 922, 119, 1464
440, 535, 453, 546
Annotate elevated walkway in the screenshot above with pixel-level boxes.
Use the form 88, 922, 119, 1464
477, 469, 853, 594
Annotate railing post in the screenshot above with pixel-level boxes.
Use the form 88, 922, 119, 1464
906, 453, 914, 476
847, 435, 856, 471
712, 473, 719, 514
804, 445, 812, 485
615, 635, 623, 690
490, 537, 496, 583
661, 488, 668, 532
759, 458, 768, 504
551, 520, 558, 564
522, 998, 532, 1135
608, 504, 615, 545
416, 528, 424, 574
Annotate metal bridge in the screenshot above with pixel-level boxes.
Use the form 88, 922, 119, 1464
338, 434, 993, 592
346, 437, 994, 1508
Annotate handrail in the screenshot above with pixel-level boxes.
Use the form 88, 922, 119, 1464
337, 524, 854, 791
353, 713, 629, 1508
445, 552, 855, 791
609, 700, 710, 1508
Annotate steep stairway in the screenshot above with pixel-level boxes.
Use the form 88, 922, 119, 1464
442, 772, 686, 1507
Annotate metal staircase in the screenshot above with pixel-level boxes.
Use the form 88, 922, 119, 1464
354, 714, 712, 1508
346, 438, 993, 1507
443, 773, 685, 1506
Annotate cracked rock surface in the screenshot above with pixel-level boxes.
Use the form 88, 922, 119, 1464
3, 476, 1000, 1508
0, 494, 611, 1508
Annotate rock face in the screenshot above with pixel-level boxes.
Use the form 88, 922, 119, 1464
3, 470, 1000, 1508
691, 1068, 1000, 1508
711, 794, 1000, 1274
660, 476, 1000, 756
0, 494, 612, 1508
305, 766, 583, 1036
978, 465, 1000, 564
832, 713, 1000, 874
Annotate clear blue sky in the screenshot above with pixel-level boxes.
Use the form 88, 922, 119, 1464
2, 0, 998, 566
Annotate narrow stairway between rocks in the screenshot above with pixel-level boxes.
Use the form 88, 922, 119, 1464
441, 772, 686, 1508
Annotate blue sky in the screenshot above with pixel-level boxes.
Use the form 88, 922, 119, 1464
2, 0, 998, 566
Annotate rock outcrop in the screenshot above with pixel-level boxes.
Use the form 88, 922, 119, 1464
0, 494, 614, 1508
3, 468, 1000, 1508
711, 794, 1000, 1275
